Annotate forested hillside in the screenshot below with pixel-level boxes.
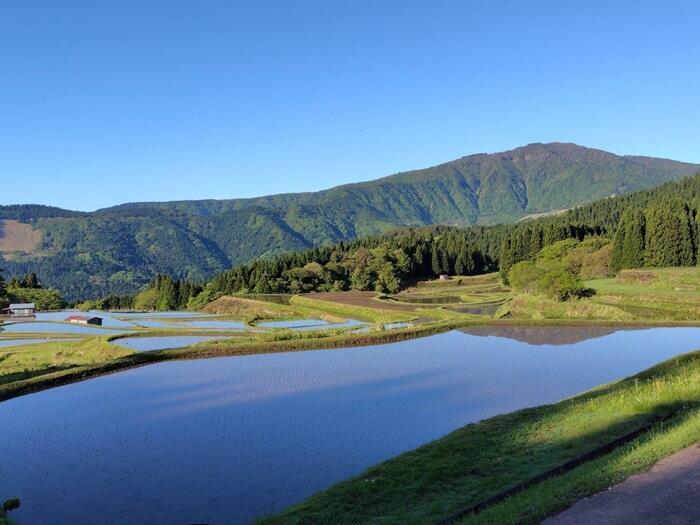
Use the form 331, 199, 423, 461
198, 174, 700, 300
1, 143, 697, 300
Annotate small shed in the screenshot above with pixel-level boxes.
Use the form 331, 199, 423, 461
9, 303, 36, 317
439, 274, 450, 281
66, 315, 103, 326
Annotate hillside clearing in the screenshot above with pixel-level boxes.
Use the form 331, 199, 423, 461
0, 220, 41, 253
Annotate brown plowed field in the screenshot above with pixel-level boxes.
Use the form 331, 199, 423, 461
302, 291, 419, 311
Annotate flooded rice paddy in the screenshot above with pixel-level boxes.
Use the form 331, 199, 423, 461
2, 326, 700, 524
0, 322, 126, 335
112, 335, 231, 352
0, 338, 81, 348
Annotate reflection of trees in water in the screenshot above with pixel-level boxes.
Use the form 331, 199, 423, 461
458, 325, 645, 346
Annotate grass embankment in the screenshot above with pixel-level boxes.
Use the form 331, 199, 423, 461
290, 295, 416, 323
0, 336, 132, 386
259, 351, 700, 525
202, 295, 346, 324
502, 267, 700, 321
393, 273, 510, 306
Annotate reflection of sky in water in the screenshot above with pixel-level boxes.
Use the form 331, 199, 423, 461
257, 319, 330, 329
113, 336, 231, 352
0, 338, 81, 348
1, 322, 125, 335
257, 319, 365, 330
178, 320, 246, 330
36, 310, 136, 328
3, 327, 700, 525
115, 311, 211, 318
384, 321, 411, 330
133, 319, 246, 330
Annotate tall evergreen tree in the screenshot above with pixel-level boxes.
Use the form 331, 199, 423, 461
610, 207, 646, 272
431, 243, 443, 276
499, 238, 514, 282
0, 267, 6, 304
645, 200, 695, 267
156, 276, 179, 311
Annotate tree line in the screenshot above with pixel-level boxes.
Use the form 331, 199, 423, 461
78, 274, 204, 312
0, 271, 67, 311
76, 172, 700, 309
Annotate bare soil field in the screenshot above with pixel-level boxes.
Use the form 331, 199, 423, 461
0, 219, 42, 253
303, 290, 419, 311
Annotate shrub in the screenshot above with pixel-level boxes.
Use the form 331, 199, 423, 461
2, 498, 20, 512
508, 261, 543, 294
508, 241, 596, 301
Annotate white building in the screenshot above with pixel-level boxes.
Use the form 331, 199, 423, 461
9, 303, 36, 317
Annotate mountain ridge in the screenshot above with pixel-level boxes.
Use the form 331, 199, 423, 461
1, 143, 698, 300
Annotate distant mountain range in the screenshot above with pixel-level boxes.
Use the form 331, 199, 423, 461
1, 142, 698, 300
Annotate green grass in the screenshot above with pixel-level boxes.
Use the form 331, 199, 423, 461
460, 409, 700, 524
394, 273, 511, 306
258, 350, 700, 525
0, 336, 133, 386
503, 267, 700, 322
201, 295, 349, 325
290, 295, 415, 323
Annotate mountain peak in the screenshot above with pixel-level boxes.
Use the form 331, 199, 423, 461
2, 144, 698, 300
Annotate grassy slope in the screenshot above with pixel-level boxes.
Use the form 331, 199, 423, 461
202, 295, 347, 324
0, 337, 132, 386
290, 295, 416, 323
461, 409, 700, 524
503, 267, 700, 321
259, 351, 700, 525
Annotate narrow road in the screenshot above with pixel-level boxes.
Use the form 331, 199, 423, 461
543, 443, 700, 525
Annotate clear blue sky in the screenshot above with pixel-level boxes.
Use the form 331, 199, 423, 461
2, 0, 699, 211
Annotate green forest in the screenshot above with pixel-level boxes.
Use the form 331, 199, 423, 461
0, 271, 66, 311
62, 171, 700, 311
1, 143, 697, 301
7, 171, 700, 312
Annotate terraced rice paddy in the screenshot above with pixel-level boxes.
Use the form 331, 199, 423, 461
0, 322, 126, 335
112, 335, 232, 352
2, 326, 699, 525
0, 338, 81, 348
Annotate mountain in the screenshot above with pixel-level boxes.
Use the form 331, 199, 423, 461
1, 143, 698, 300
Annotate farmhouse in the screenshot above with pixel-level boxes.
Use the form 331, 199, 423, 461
66, 315, 103, 326
9, 303, 36, 317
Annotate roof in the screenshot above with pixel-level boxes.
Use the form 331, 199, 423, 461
9, 303, 36, 309
65, 315, 102, 321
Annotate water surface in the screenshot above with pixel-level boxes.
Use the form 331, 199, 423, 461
115, 311, 212, 319
0, 322, 125, 335
36, 311, 136, 328
179, 320, 246, 330
2, 327, 700, 525
0, 338, 81, 348
112, 335, 229, 352
257, 319, 330, 329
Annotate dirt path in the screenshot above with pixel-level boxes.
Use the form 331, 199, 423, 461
543, 443, 700, 524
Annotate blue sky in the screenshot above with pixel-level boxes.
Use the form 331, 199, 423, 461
2, 0, 699, 211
